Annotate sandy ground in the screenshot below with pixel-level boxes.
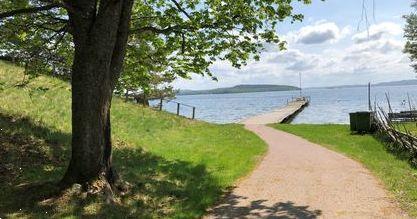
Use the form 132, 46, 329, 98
205, 105, 407, 218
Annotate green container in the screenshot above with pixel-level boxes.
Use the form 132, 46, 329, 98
349, 111, 375, 133
349, 113, 357, 132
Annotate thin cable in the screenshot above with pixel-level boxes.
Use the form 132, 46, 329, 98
357, 0, 371, 39
364, 1, 370, 38
357, 0, 366, 31
372, 0, 376, 22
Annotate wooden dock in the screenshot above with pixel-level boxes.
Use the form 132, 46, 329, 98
242, 98, 309, 125
388, 110, 417, 122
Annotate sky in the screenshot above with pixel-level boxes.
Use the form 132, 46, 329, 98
173, 0, 416, 90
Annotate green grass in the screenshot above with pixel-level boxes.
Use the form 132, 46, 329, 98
393, 122, 417, 137
272, 124, 417, 216
0, 61, 267, 218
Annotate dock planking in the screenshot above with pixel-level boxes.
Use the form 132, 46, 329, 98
242, 98, 309, 125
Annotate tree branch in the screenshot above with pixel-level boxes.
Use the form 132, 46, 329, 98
181, 32, 186, 54
130, 25, 185, 35
170, 0, 191, 20
0, 3, 62, 20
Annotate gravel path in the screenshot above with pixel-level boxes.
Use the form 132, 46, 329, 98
205, 108, 407, 218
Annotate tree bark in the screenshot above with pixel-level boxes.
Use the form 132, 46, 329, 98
61, 0, 133, 187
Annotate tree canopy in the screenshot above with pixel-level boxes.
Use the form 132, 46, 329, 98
1, 0, 311, 80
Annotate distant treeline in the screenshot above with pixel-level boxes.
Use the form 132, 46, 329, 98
322, 79, 417, 89
178, 84, 299, 95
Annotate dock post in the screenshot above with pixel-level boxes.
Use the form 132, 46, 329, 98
177, 103, 180, 115
159, 98, 163, 111
192, 107, 196, 119
408, 93, 413, 120
408, 93, 412, 111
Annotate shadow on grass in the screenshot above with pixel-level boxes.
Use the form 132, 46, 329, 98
372, 132, 417, 167
350, 130, 416, 167
0, 112, 222, 218
0, 112, 69, 185
0, 112, 70, 218
208, 194, 322, 218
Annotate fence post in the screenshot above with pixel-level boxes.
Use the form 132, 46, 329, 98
159, 98, 163, 111
192, 107, 195, 119
176, 102, 180, 115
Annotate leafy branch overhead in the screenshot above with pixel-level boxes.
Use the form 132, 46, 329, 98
404, 1, 417, 73
0, 0, 311, 80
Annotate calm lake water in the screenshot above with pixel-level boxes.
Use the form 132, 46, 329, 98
151, 85, 417, 124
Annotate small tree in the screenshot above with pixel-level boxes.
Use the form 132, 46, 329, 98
116, 34, 176, 105
404, 1, 417, 72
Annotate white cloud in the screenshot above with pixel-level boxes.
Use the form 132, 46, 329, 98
291, 21, 350, 44
268, 49, 319, 71
352, 22, 403, 44
348, 39, 403, 55
174, 21, 413, 90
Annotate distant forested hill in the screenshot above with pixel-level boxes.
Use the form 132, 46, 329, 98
375, 79, 417, 87
178, 84, 299, 95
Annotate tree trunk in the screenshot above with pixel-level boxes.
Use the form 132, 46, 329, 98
142, 95, 150, 107
144, 100, 150, 107
125, 89, 130, 102
61, 0, 133, 187
134, 94, 150, 106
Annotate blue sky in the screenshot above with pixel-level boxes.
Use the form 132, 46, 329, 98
174, 0, 416, 90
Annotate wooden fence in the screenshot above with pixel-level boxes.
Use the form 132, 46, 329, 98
161, 99, 196, 120
374, 107, 417, 165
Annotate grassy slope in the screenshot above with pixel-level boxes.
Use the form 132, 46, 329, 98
0, 61, 267, 218
273, 124, 417, 216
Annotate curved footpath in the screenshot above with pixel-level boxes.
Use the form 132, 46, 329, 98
205, 107, 408, 218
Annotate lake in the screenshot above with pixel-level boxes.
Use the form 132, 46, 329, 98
151, 85, 417, 124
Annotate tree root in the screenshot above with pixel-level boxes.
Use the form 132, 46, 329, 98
59, 172, 132, 206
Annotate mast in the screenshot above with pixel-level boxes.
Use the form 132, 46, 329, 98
368, 82, 371, 111
299, 72, 302, 97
